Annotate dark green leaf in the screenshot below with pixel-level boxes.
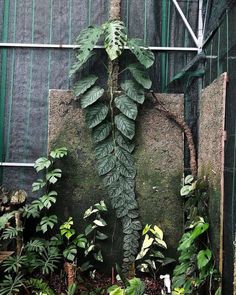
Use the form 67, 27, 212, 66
128, 63, 152, 89
97, 154, 116, 175
71, 26, 102, 73
115, 114, 135, 140
103, 170, 120, 186
116, 132, 135, 153
85, 103, 109, 128
115, 95, 138, 120
92, 122, 112, 143
70, 51, 96, 76
81, 86, 104, 109
73, 75, 98, 97
96, 231, 108, 240
128, 38, 155, 68
95, 139, 114, 159
121, 80, 145, 104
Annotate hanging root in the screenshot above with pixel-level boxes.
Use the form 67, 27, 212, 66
151, 92, 198, 177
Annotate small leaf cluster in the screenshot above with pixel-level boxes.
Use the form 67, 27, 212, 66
22, 147, 68, 233
135, 224, 175, 280
71, 19, 155, 272
55, 200, 108, 273
172, 176, 221, 295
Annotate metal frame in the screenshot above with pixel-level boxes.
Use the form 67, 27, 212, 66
0, 0, 203, 168
0, 43, 198, 52
0, 162, 34, 167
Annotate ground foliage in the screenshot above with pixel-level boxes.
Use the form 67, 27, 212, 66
172, 176, 221, 295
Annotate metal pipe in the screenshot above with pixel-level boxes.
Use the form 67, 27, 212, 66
0, 42, 198, 52
0, 162, 35, 167
172, 0, 199, 47
198, 0, 204, 52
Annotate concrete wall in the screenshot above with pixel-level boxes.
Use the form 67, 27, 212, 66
48, 90, 184, 268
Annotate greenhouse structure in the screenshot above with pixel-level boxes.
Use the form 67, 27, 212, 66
0, 0, 236, 294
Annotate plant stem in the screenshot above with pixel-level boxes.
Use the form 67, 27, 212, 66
108, 61, 116, 146
151, 92, 197, 176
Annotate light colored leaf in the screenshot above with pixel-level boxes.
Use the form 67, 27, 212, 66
93, 218, 107, 227
103, 20, 127, 60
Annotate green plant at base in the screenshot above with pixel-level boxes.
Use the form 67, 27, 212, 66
71, 19, 154, 272
26, 278, 56, 295
0, 147, 67, 293
172, 176, 221, 295
135, 224, 175, 280
108, 277, 145, 295
0, 273, 24, 295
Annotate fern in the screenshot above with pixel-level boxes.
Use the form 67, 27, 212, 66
0, 274, 23, 295
71, 20, 154, 272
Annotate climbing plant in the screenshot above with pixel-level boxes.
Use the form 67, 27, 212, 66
70, 21, 154, 272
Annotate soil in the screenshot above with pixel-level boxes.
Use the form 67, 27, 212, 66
49, 272, 164, 294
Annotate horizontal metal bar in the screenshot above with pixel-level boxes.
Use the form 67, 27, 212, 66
0, 162, 35, 167
0, 43, 198, 52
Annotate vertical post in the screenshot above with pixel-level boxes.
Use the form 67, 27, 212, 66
0, 0, 10, 183
198, 0, 204, 52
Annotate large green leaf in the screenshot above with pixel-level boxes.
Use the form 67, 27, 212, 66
128, 63, 152, 89
121, 80, 145, 104
115, 114, 135, 140
103, 20, 127, 60
73, 75, 98, 97
72, 26, 103, 72
70, 51, 96, 76
92, 122, 112, 143
128, 38, 155, 68
116, 146, 134, 166
97, 154, 116, 176
80, 86, 104, 109
103, 170, 120, 186
197, 249, 212, 269
85, 103, 109, 128
115, 95, 138, 120
116, 132, 135, 153
95, 139, 114, 159
117, 161, 136, 178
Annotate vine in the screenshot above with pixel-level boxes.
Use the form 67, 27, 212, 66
70, 21, 154, 272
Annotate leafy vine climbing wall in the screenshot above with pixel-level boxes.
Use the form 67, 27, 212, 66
70, 20, 154, 272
